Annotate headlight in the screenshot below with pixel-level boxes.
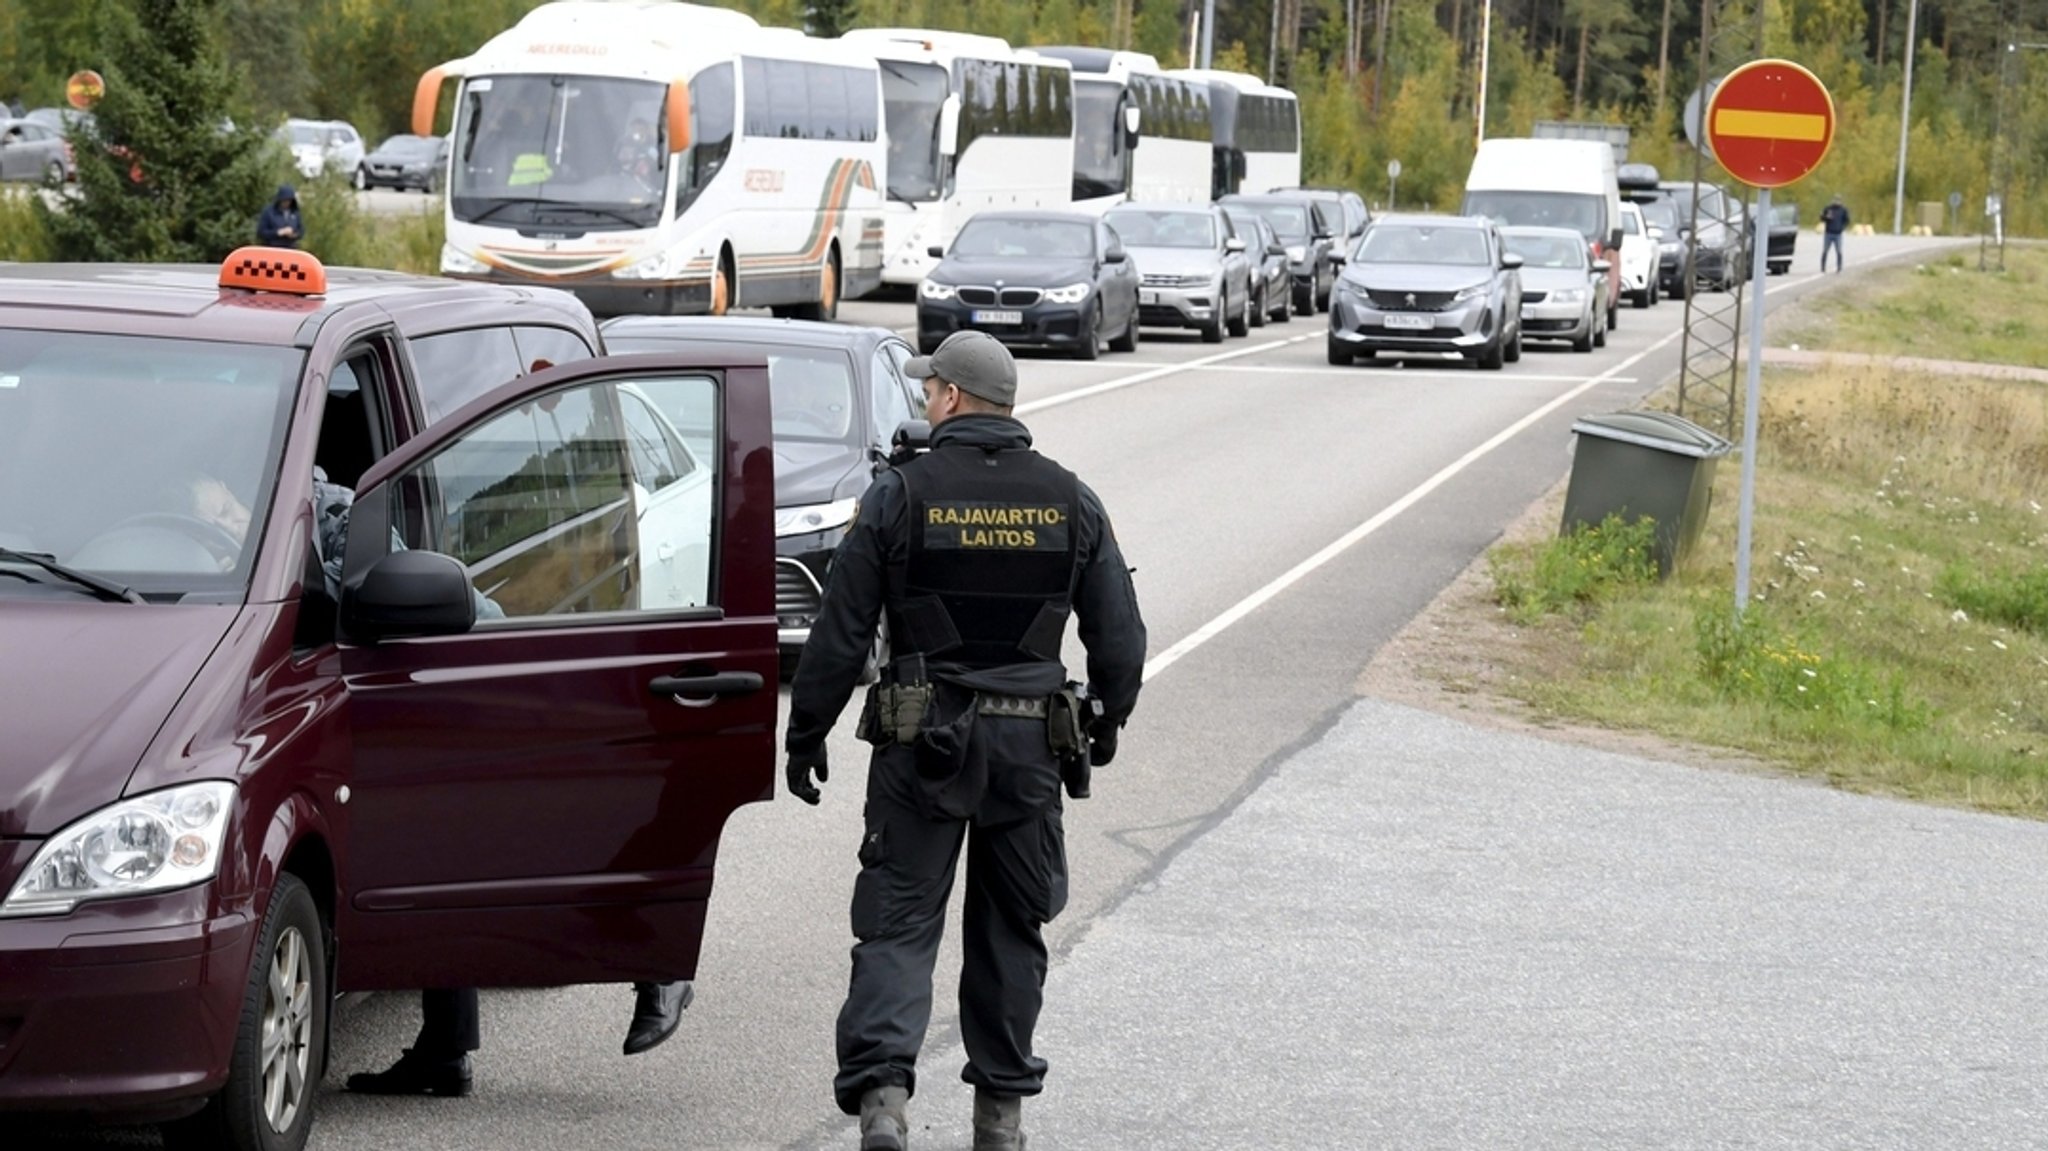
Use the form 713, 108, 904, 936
2, 782, 237, 918
1453, 283, 1489, 302
1042, 282, 1092, 304
613, 248, 683, 281
919, 280, 957, 301
1285, 245, 1306, 262
775, 498, 859, 538
1550, 287, 1587, 304
441, 243, 489, 275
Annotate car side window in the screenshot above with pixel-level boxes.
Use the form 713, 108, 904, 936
884, 342, 923, 413
869, 345, 914, 444
406, 327, 523, 425
389, 376, 721, 617
513, 325, 594, 376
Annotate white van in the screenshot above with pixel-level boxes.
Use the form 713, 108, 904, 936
1460, 138, 1622, 333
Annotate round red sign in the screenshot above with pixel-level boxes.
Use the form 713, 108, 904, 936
65, 69, 105, 111
1704, 58, 1835, 189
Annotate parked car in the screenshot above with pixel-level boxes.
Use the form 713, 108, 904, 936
1617, 201, 1660, 308
280, 117, 365, 184
0, 118, 72, 183
1268, 185, 1370, 253
1104, 201, 1254, 343
1766, 201, 1799, 275
1501, 225, 1603, 352
358, 133, 449, 193
1222, 207, 1294, 326
0, 249, 778, 1149
1660, 178, 1749, 292
1326, 212, 1523, 369
22, 107, 91, 137
1632, 193, 1693, 300
918, 210, 1140, 359
1217, 191, 1340, 313
602, 315, 926, 676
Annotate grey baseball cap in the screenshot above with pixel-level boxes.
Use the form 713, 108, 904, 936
903, 330, 1018, 406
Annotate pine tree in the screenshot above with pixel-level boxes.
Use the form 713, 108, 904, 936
809, 0, 858, 36
37, 0, 279, 263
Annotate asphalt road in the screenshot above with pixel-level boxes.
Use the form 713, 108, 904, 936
41, 234, 1996, 1149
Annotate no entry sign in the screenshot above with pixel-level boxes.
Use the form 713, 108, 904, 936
1704, 59, 1835, 189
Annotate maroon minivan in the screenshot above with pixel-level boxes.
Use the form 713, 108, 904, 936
0, 251, 778, 1148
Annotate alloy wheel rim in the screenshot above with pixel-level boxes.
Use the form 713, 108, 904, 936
260, 925, 314, 1132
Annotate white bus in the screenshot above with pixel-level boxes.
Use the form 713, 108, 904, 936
838, 29, 1075, 287
416, 1, 886, 318
1032, 47, 1213, 212
1166, 68, 1301, 199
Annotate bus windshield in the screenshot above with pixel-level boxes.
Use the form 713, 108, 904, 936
452, 73, 671, 231
879, 60, 947, 203
1072, 79, 1126, 201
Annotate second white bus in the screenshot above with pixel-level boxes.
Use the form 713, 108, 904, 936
1167, 68, 1302, 199
1032, 47, 1214, 212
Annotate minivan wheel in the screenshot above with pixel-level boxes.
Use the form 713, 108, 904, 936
163, 874, 327, 1151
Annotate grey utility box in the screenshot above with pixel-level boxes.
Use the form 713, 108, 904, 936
1561, 410, 1733, 576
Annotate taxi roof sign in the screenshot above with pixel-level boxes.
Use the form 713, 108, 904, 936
1704, 58, 1835, 189
219, 247, 328, 296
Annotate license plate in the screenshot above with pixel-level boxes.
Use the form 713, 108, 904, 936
1140, 290, 1159, 305
1383, 313, 1434, 331
972, 310, 1023, 325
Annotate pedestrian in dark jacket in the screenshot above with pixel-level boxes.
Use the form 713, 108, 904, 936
257, 184, 303, 248
1819, 195, 1849, 273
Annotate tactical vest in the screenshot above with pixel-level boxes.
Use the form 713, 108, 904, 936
887, 442, 1082, 670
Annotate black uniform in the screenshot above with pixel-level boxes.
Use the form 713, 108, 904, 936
787, 413, 1146, 1116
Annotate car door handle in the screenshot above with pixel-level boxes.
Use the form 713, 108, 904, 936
650, 671, 764, 708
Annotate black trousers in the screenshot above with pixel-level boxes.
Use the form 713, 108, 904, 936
833, 716, 1069, 1115
413, 988, 480, 1057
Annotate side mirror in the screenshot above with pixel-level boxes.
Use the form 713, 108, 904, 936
1122, 104, 1141, 149
938, 94, 961, 158
889, 419, 932, 465
341, 550, 477, 644
1312, 229, 1333, 241
1329, 252, 1347, 266
1609, 227, 1624, 251
1267, 243, 1286, 257
1648, 226, 1666, 240
926, 244, 944, 259
1592, 259, 1612, 274
1501, 252, 1525, 270
665, 77, 693, 154
1224, 236, 1246, 253
1104, 248, 1127, 264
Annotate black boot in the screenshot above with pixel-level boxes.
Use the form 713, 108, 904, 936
622, 981, 694, 1056
345, 1049, 472, 1097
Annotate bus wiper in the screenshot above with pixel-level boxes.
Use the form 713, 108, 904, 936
0, 547, 145, 603
534, 204, 649, 228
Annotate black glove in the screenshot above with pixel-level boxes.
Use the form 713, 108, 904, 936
1088, 723, 1118, 767
786, 745, 828, 805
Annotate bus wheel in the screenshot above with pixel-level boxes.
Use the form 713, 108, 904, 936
791, 251, 840, 322
710, 256, 734, 316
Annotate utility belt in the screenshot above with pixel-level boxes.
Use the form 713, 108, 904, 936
852, 661, 1097, 799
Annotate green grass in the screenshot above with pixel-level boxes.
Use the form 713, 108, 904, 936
1483, 356, 2048, 818
1777, 247, 2048, 369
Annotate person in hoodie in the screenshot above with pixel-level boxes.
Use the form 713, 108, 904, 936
782, 329, 1147, 1150
256, 184, 303, 248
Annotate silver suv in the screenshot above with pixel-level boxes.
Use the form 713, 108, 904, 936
1104, 202, 1253, 343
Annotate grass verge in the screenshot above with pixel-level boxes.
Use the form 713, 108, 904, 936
1776, 245, 2048, 369
1477, 358, 2048, 818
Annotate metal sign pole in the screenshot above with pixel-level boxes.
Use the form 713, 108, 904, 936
1734, 184, 1770, 613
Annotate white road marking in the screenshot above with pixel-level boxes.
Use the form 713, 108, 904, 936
1140, 323, 1688, 683
1016, 335, 1315, 416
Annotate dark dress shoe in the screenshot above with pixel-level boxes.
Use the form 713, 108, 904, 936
622, 980, 694, 1056
345, 1049, 473, 1097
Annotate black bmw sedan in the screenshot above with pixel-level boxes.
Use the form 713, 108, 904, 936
917, 209, 1140, 359
602, 315, 927, 675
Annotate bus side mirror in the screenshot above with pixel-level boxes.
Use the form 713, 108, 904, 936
1123, 105, 1141, 149
412, 63, 458, 137
938, 94, 961, 158
666, 79, 693, 153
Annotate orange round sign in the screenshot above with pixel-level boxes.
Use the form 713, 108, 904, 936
65, 70, 105, 110
1704, 59, 1835, 189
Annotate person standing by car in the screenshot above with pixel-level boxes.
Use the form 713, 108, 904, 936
783, 330, 1146, 1150
1820, 194, 1850, 273
256, 185, 302, 249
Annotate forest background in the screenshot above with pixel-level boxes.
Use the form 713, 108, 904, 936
0, 0, 2041, 236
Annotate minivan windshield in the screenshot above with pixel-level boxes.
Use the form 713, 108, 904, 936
0, 332, 300, 600
1461, 190, 1602, 243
